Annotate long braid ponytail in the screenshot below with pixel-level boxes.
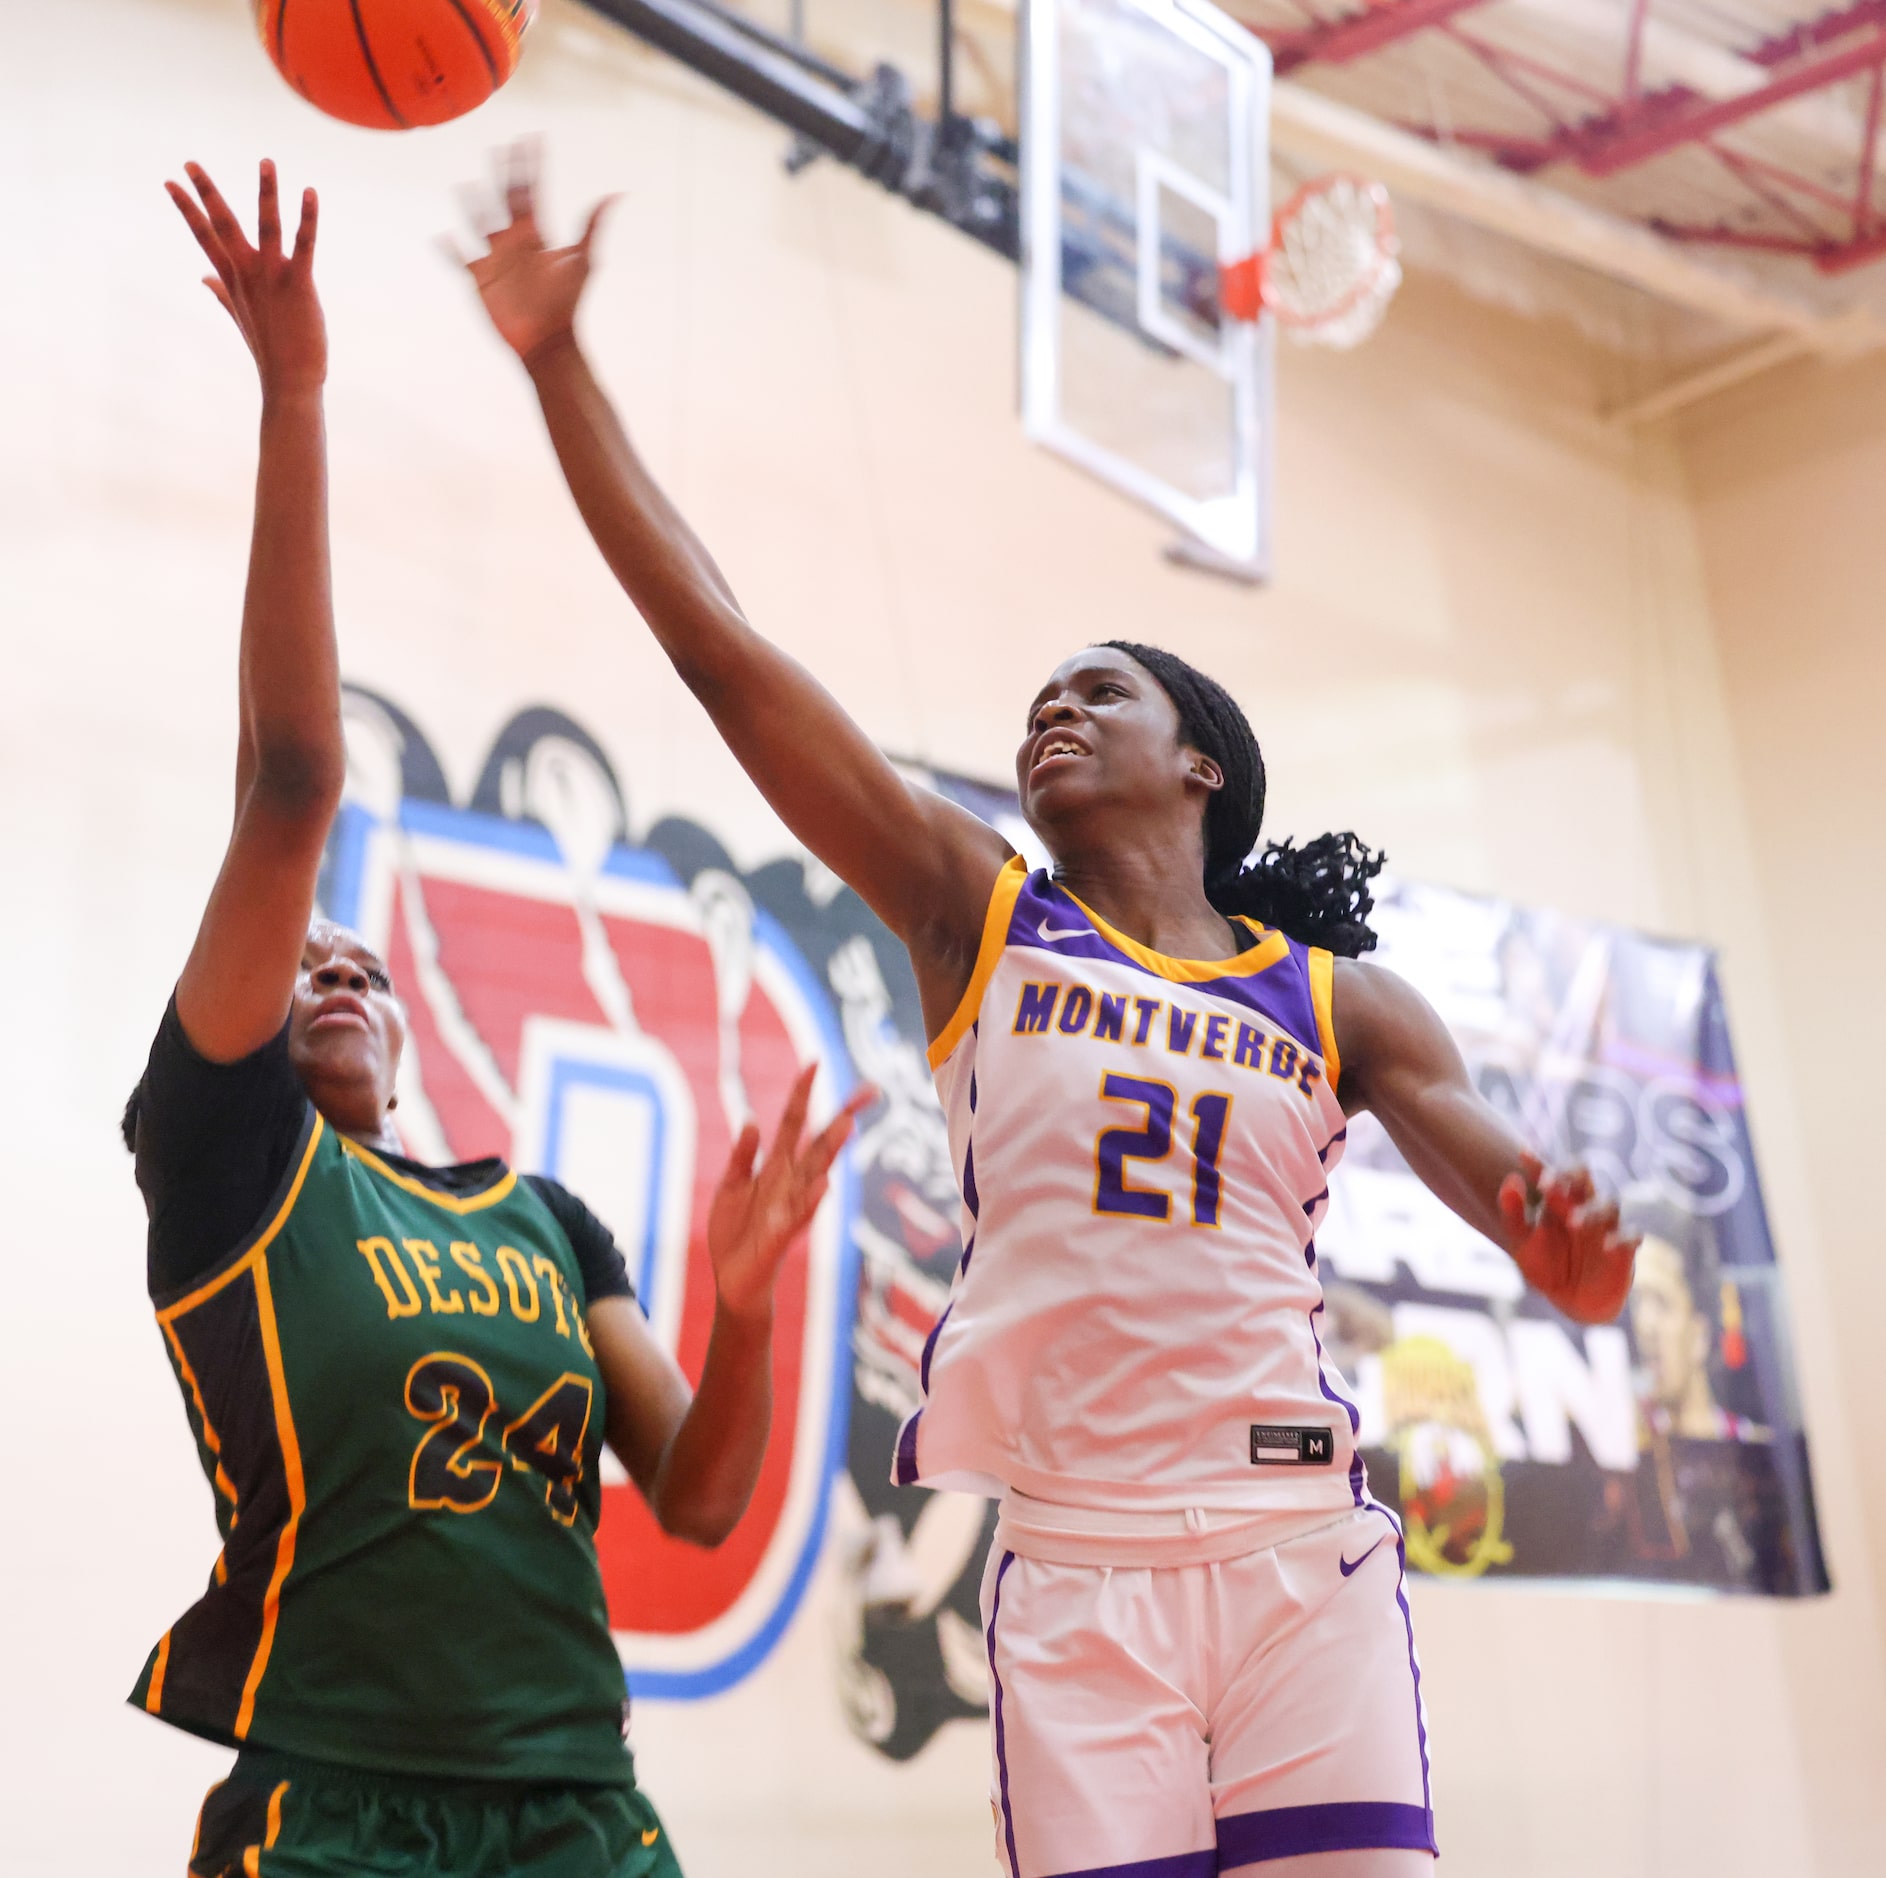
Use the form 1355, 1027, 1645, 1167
1100, 641, 1385, 958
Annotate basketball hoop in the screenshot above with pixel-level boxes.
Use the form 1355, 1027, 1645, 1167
1220, 175, 1402, 350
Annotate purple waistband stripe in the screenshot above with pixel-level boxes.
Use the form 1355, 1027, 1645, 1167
1050, 1852, 1217, 1878
1216, 1800, 1437, 1865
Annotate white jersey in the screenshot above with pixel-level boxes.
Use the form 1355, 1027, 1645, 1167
894, 858, 1365, 1515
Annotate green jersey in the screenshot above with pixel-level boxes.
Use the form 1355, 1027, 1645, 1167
131, 1104, 634, 1785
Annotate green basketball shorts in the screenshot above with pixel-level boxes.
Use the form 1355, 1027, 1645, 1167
187, 1749, 685, 1878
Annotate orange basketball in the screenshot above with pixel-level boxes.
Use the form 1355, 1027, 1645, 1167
257, 1, 538, 131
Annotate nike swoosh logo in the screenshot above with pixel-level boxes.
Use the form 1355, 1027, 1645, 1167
1339, 1537, 1386, 1578
1038, 918, 1096, 941
642, 1827, 661, 1846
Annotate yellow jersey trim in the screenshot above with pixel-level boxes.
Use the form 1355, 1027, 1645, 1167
151, 1120, 320, 1741
1059, 887, 1291, 987
234, 1256, 306, 1741
242, 1779, 290, 1877
340, 1137, 518, 1214
144, 1630, 171, 1715
1309, 947, 1340, 1094
927, 857, 1028, 1071
161, 1318, 240, 1511
157, 1118, 325, 1324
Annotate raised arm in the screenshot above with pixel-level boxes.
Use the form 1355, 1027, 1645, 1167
166, 162, 344, 1063
1333, 958, 1637, 1324
452, 146, 1009, 1037
588, 1066, 872, 1545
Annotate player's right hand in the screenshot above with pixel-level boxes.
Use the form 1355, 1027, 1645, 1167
451, 139, 614, 366
706, 1065, 875, 1325
1499, 1150, 1639, 1325
167, 160, 325, 400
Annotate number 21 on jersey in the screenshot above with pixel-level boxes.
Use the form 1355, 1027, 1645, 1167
1093, 1073, 1231, 1228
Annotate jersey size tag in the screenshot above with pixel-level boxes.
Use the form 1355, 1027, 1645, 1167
1250, 1425, 1335, 1466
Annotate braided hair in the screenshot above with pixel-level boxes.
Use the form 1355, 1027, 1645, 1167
1101, 640, 1384, 957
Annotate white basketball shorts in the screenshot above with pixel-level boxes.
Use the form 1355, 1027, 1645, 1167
978, 1503, 1437, 1877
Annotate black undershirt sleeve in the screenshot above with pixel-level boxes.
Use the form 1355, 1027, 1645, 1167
132, 996, 314, 1300
130, 997, 634, 1308
522, 1175, 636, 1306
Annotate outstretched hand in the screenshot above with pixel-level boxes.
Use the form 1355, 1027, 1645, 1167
1499, 1151, 1638, 1325
449, 139, 614, 364
707, 1066, 875, 1323
167, 160, 324, 397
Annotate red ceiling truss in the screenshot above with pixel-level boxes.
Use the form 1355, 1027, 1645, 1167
1242, 0, 1886, 272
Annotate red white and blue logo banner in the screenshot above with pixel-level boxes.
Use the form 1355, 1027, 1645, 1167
323, 690, 1825, 1761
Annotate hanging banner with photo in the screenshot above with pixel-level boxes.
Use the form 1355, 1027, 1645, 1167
1308, 876, 1827, 1602
321, 691, 1827, 1772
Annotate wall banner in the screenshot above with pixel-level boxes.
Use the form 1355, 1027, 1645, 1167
322, 691, 1827, 1765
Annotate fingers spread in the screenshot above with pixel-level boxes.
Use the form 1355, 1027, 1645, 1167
1497, 1171, 1529, 1236
186, 162, 254, 262
782, 1182, 829, 1243
768, 1062, 818, 1164
457, 180, 501, 243
291, 185, 319, 267
577, 193, 620, 259
171, 180, 247, 323
504, 135, 542, 220
1541, 1170, 1582, 1223
721, 1120, 761, 1188
256, 158, 282, 256
202, 275, 245, 334
800, 1111, 860, 1187
167, 179, 224, 263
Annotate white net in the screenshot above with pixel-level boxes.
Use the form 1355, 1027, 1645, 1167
1262, 176, 1402, 350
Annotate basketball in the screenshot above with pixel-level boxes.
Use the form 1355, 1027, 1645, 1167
256, 0, 537, 131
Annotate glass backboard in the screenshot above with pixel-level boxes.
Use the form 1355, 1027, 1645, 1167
1020, 0, 1273, 573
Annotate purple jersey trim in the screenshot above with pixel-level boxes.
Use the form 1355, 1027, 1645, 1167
893, 1411, 921, 1487
1306, 1280, 1367, 1508
1302, 1184, 1367, 1505
1049, 1851, 1218, 1878
1215, 1799, 1436, 1865
919, 1302, 952, 1393
1005, 872, 1326, 1055
1369, 1499, 1436, 1832
986, 1551, 1022, 1878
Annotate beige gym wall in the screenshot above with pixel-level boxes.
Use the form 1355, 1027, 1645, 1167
1677, 351, 1886, 1813
4, 1, 1883, 1872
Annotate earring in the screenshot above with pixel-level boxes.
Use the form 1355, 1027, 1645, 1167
387, 1093, 400, 1111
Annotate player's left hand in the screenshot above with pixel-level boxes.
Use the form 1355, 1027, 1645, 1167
166, 159, 325, 399
706, 1065, 875, 1324
450, 139, 615, 364
1498, 1150, 1638, 1324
